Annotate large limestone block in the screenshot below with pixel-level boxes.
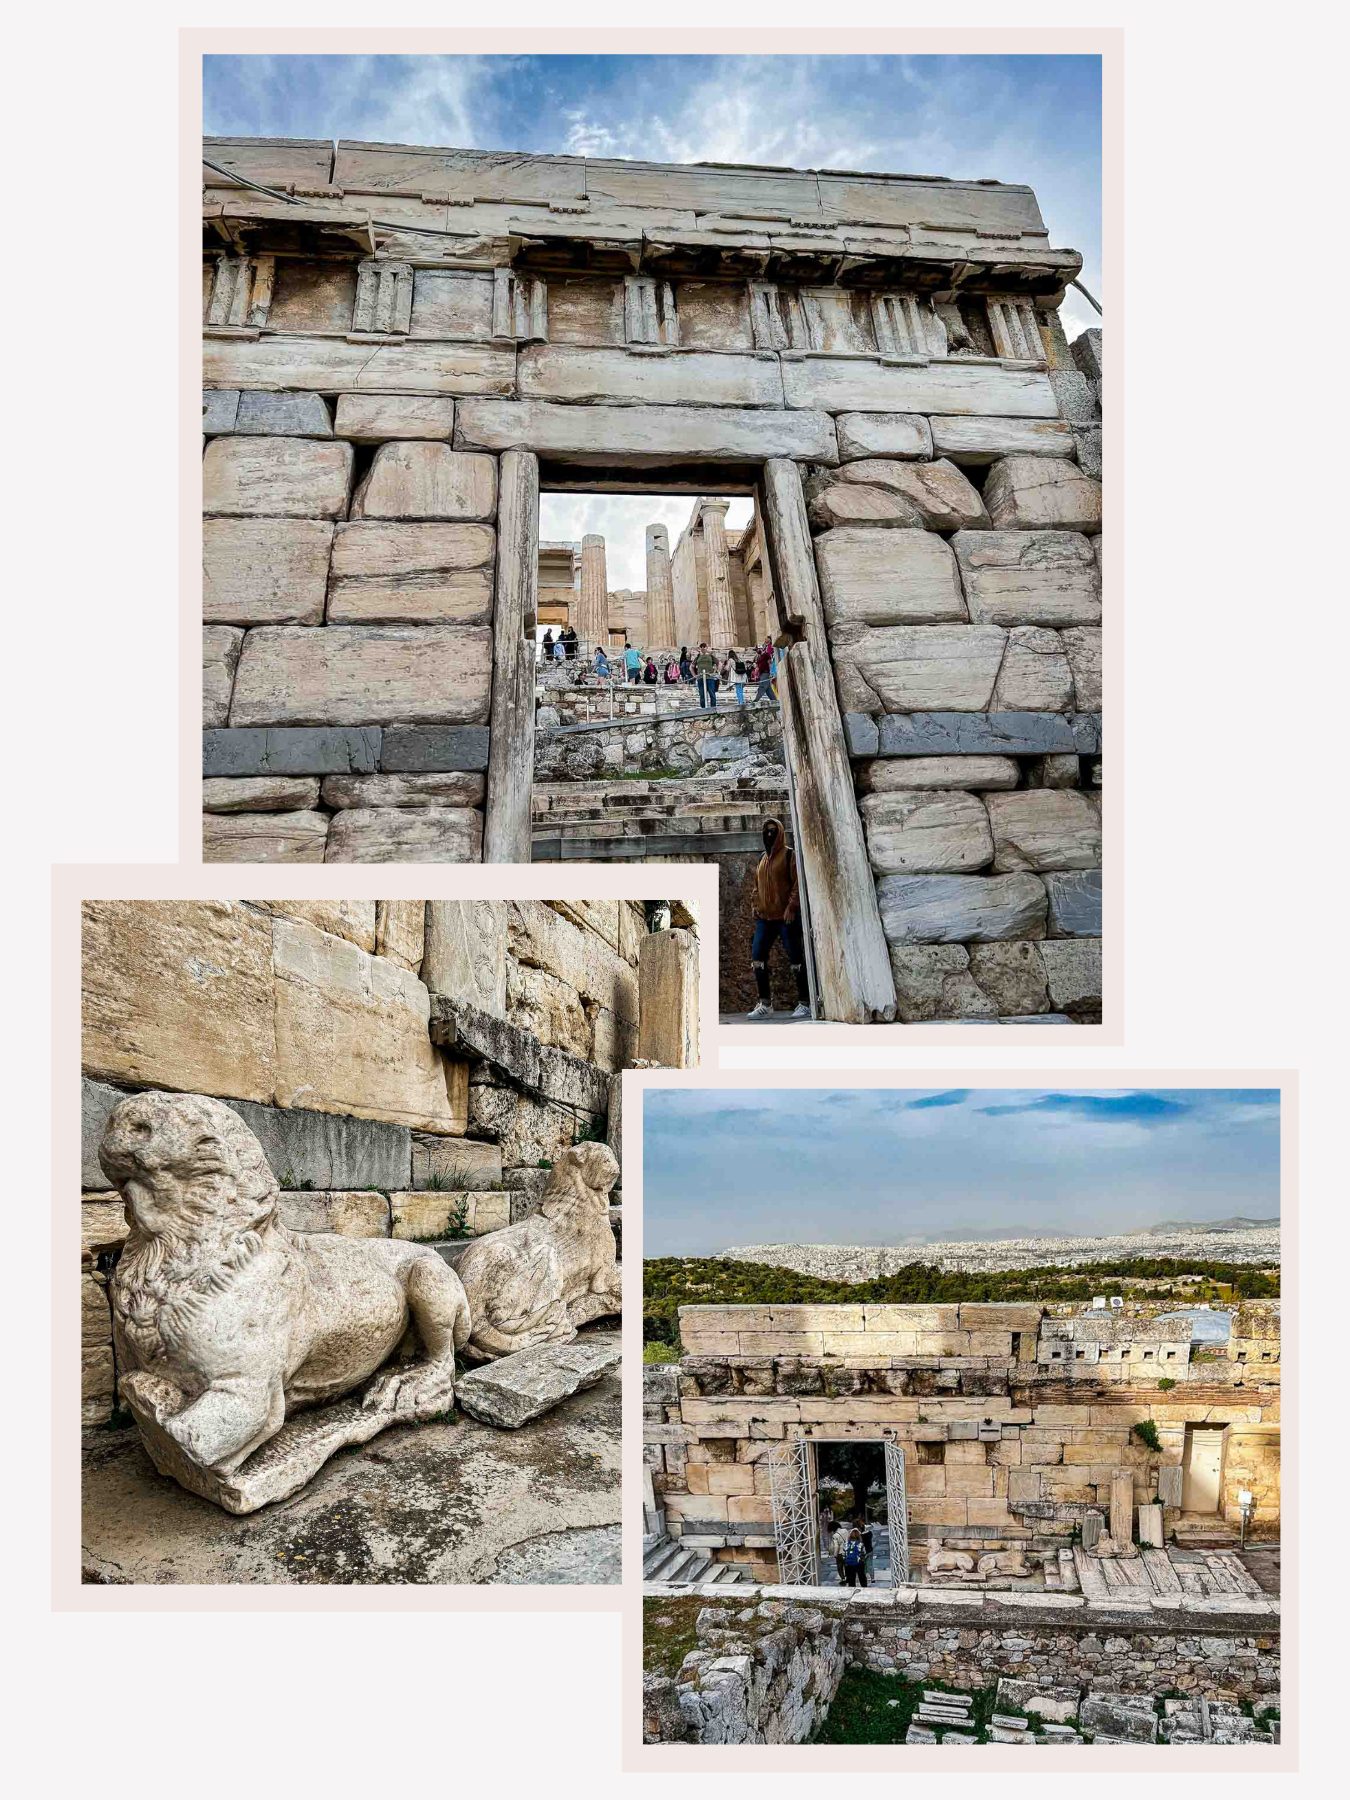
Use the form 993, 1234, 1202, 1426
517, 345, 783, 408
271, 914, 467, 1133
830, 623, 1006, 713
857, 756, 1018, 794
375, 899, 426, 972
1040, 939, 1103, 1014
334, 394, 455, 441
279, 1190, 392, 1237
806, 481, 924, 531
250, 900, 377, 951
1045, 870, 1102, 938
202, 438, 354, 518
952, 531, 1101, 628
320, 772, 486, 809
229, 625, 493, 726
81, 900, 277, 1101
202, 776, 321, 812
202, 335, 516, 397
380, 725, 491, 771
203, 626, 244, 726
391, 1190, 511, 1240
990, 626, 1074, 711
218, 1097, 410, 1190
888, 945, 998, 1021
637, 929, 699, 1068
507, 901, 639, 1029
877, 873, 1048, 944
423, 899, 509, 1017
203, 518, 334, 626
984, 456, 1102, 533
835, 458, 989, 532
202, 810, 328, 863
456, 1336, 621, 1429
815, 530, 968, 629
350, 445, 497, 522
327, 521, 494, 625
411, 1134, 502, 1189
455, 398, 836, 464
930, 416, 1076, 465
325, 807, 483, 864
860, 790, 993, 875
988, 791, 1102, 872
835, 413, 933, 461
1061, 626, 1103, 712
782, 358, 1058, 417
233, 392, 333, 437
968, 942, 1050, 1016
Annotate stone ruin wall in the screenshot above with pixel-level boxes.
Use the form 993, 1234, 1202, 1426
643, 1302, 1280, 1580
80, 898, 699, 1423
200, 139, 1102, 1016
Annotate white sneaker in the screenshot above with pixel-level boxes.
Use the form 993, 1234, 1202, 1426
747, 1000, 773, 1018
791, 1003, 812, 1019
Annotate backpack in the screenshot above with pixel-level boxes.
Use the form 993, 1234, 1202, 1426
845, 1539, 863, 1568
735, 658, 747, 676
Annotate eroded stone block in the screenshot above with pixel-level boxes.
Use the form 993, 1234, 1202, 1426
203, 626, 244, 727
229, 625, 493, 727
454, 398, 836, 464
1045, 871, 1102, 938
953, 530, 1101, 628
876, 873, 1048, 944
834, 458, 989, 532
350, 444, 497, 521
835, 413, 933, 461
202, 810, 328, 863
988, 791, 1102, 872
1061, 626, 1102, 712
423, 899, 509, 1016
930, 415, 1075, 465
831, 624, 1005, 713
324, 806, 483, 864
984, 456, 1102, 534
327, 521, 495, 625
203, 518, 335, 627
888, 945, 998, 1022
856, 755, 1018, 793
202, 437, 354, 517
378, 725, 492, 771
456, 1336, 621, 1429
518, 345, 782, 409
990, 626, 1074, 711
1040, 938, 1103, 1015
816, 530, 968, 628
202, 776, 321, 812
860, 790, 993, 875
319, 772, 486, 809
968, 941, 1050, 1016
334, 394, 455, 441
233, 392, 333, 436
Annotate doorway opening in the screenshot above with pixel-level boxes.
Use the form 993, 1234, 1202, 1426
1182, 1422, 1227, 1514
766, 1434, 910, 1588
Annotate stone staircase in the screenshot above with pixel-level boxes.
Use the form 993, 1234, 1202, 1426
642, 1533, 754, 1587
533, 775, 789, 859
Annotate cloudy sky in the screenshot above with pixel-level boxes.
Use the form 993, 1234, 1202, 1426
204, 53, 1101, 588
642, 1089, 1280, 1256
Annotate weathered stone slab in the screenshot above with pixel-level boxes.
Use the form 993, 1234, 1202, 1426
202, 810, 328, 863
327, 521, 495, 625
202, 336, 516, 396
202, 389, 240, 434
833, 458, 989, 532
968, 941, 1049, 1016
1071, 329, 1103, 382
233, 392, 334, 436
203, 518, 334, 626
320, 772, 485, 809
1044, 870, 1102, 937
518, 344, 782, 408
411, 1134, 502, 1189
202, 775, 321, 811
218, 1097, 412, 1191
816, 529, 968, 629
985, 456, 1102, 533
1061, 626, 1102, 712
351, 444, 497, 522
1071, 713, 1102, 753
1080, 1695, 1156, 1743
279, 1190, 392, 1237
1048, 370, 1096, 421
1040, 939, 1102, 1014
860, 790, 993, 875
456, 1336, 622, 1429
638, 929, 700, 1067
991, 626, 1074, 711
877, 873, 1048, 944
857, 755, 1018, 793
455, 398, 836, 464
375, 899, 426, 972
988, 791, 1101, 872
203, 625, 243, 726
423, 899, 509, 1016
334, 394, 455, 441
835, 413, 933, 461
380, 724, 492, 772
888, 945, 998, 1021
229, 625, 493, 726
202, 437, 354, 517
271, 914, 466, 1132
875, 713, 1081, 757
391, 1190, 510, 1241
203, 725, 382, 776
805, 480, 923, 531
930, 415, 1075, 465
1071, 422, 1102, 481
249, 900, 378, 953
830, 624, 1005, 712
953, 530, 1101, 627
82, 1078, 136, 1188
81, 900, 276, 1101
325, 806, 483, 863
782, 359, 1059, 416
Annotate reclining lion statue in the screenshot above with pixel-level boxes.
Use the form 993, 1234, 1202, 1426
100, 1091, 470, 1506
456, 1141, 621, 1361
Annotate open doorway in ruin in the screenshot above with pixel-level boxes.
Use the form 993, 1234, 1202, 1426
1182, 1423, 1228, 1515
766, 1435, 910, 1588
532, 475, 814, 1024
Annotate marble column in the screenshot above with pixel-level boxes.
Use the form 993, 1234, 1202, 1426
645, 523, 676, 649
702, 500, 735, 648
579, 534, 608, 651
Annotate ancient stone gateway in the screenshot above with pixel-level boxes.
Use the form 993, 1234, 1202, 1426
202, 137, 1103, 1023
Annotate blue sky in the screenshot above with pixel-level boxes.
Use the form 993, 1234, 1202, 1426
204, 53, 1101, 592
642, 1090, 1280, 1256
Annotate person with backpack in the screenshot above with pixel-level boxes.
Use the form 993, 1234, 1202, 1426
694, 643, 717, 709
730, 651, 748, 707
844, 1528, 868, 1588
830, 1520, 850, 1585
678, 646, 693, 684
748, 817, 811, 1020
541, 628, 555, 664
752, 638, 775, 705
625, 643, 641, 683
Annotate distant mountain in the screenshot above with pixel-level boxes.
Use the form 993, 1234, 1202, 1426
1143, 1216, 1279, 1235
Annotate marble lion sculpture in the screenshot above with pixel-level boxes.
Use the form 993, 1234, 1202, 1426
927, 1545, 976, 1574
100, 1091, 471, 1493
455, 1141, 621, 1362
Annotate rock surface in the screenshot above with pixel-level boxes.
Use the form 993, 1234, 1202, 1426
860, 790, 993, 875
324, 805, 483, 863
203, 518, 334, 625
953, 530, 1102, 628
984, 456, 1102, 533
834, 412, 934, 461
202, 776, 321, 812
202, 810, 329, 863
456, 1335, 622, 1428
229, 625, 494, 727
351, 444, 497, 521
831, 624, 1006, 713
202, 437, 354, 517
856, 755, 1019, 793
816, 529, 968, 628
988, 791, 1101, 872
877, 872, 1048, 944
327, 521, 495, 625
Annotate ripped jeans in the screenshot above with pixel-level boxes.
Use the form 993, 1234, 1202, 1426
750, 916, 808, 1007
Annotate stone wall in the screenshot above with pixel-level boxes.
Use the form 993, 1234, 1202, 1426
80, 899, 698, 1421
535, 703, 783, 782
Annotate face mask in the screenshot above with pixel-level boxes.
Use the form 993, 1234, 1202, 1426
762, 823, 779, 853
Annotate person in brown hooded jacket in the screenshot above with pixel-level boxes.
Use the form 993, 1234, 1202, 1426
748, 817, 811, 1018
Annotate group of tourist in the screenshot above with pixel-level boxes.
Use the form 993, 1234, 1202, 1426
539, 629, 783, 711
539, 627, 579, 663
823, 1509, 876, 1587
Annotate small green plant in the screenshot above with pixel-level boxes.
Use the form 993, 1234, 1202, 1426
575, 1117, 606, 1146
537, 1158, 553, 1170
280, 1170, 315, 1191
643, 1341, 680, 1364
101, 1406, 136, 1433
1157, 1376, 1177, 1391
447, 1195, 470, 1238
1133, 1419, 1163, 1452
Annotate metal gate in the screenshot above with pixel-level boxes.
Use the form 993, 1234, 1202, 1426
883, 1437, 911, 1585
767, 1437, 818, 1586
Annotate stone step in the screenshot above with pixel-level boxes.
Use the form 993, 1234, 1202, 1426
642, 1539, 683, 1580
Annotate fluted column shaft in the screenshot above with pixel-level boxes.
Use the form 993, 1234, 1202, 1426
645, 523, 676, 649
702, 500, 735, 647
579, 534, 608, 650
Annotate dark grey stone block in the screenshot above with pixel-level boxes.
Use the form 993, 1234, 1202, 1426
537, 1045, 612, 1115
843, 712, 880, 757
431, 1238, 475, 1271
381, 726, 491, 773
877, 713, 1078, 756
429, 997, 540, 1090
203, 727, 382, 777
1071, 713, 1102, 753
202, 390, 240, 434
1045, 870, 1102, 938
217, 1100, 411, 1190
234, 392, 333, 436
83, 1078, 139, 1188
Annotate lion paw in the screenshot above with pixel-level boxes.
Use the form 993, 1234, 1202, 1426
363, 1362, 456, 1420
